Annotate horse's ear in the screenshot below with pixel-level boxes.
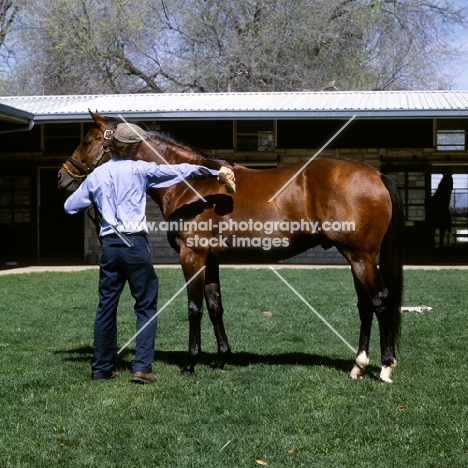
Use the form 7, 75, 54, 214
88, 109, 108, 133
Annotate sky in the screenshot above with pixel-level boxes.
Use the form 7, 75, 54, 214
439, 31, 468, 201
449, 62, 468, 90
452, 74, 468, 90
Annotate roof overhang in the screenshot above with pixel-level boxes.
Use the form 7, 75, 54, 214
0, 103, 34, 133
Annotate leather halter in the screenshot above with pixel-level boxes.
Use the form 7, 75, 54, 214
61, 124, 114, 180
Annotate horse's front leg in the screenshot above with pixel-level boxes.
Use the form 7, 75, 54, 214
204, 256, 231, 370
180, 249, 206, 376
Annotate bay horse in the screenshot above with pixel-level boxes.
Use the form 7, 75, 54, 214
57, 111, 404, 383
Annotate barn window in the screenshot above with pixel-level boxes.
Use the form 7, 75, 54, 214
233, 120, 277, 167
44, 122, 82, 155
435, 119, 468, 151
235, 120, 276, 152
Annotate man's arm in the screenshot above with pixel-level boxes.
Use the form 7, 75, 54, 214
64, 179, 93, 214
146, 162, 219, 189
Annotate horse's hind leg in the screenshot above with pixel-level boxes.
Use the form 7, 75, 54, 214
348, 256, 397, 382
204, 257, 231, 370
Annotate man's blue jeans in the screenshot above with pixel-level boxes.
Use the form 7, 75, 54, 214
92, 234, 158, 379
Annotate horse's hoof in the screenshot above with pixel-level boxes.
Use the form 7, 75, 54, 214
349, 352, 369, 380
349, 364, 365, 380
349, 372, 363, 380
212, 360, 226, 371
379, 361, 397, 383
379, 378, 393, 384
181, 367, 195, 376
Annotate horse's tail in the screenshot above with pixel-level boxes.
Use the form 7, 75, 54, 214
379, 174, 404, 344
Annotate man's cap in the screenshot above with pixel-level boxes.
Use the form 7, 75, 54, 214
112, 123, 147, 143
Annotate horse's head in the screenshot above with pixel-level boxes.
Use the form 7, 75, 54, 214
57, 111, 117, 193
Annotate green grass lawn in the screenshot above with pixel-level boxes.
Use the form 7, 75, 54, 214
0, 267, 466, 467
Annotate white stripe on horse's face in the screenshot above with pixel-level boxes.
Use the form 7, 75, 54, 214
349, 351, 369, 380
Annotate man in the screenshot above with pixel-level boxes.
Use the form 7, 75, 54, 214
64, 122, 235, 383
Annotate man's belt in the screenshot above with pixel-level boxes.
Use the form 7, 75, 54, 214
102, 227, 147, 247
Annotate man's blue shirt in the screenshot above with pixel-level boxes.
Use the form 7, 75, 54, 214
64, 157, 218, 237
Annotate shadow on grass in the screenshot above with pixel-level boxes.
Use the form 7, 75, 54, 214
55, 346, 135, 371
56, 346, 381, 378
181, 351, 381, 378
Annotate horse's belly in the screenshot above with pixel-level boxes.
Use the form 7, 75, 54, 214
215, 232, 322, 263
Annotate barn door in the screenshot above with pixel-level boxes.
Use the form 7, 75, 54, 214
39, 168, 84, 264
0, 166, 36, 267
383, 166, 432, 264
431, 169, 468, 264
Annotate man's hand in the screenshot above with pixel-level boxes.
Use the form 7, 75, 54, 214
217, 167, 236, 193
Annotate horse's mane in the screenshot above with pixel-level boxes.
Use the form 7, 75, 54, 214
99, 117, 234, 167
146, 128, 234, 167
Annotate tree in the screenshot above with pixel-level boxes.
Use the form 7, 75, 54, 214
0, 0, 20, 92
18, 0, 154, 94
146, 0, 376, 92
0, 1, 18, 51
363, 0, 468, 90
1, 0, 467, 95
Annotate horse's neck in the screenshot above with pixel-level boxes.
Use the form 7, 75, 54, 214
141, 134, 219, 169
139, 133, 222, 219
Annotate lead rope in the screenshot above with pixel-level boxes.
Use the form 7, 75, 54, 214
87, 205, 103, 245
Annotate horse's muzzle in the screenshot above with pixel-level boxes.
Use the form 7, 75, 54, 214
57, 170, 77, 193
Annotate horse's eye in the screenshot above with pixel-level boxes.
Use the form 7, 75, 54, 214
82, 140, 91, 147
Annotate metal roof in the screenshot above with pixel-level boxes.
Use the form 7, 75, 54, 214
1, 91, 468, 123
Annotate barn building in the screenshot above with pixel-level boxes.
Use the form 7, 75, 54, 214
0, 91, 467, 268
